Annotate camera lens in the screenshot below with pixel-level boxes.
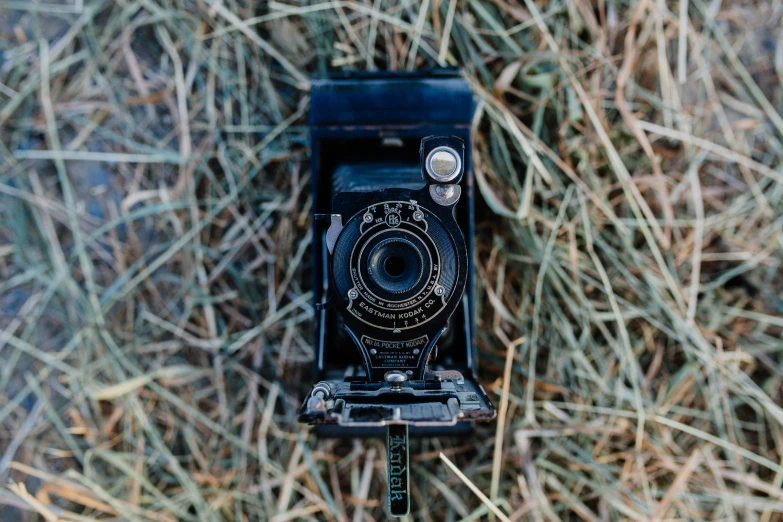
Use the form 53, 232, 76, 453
367, 238, 423, 294
331, 202, 460, 331
384, 256, 406, 277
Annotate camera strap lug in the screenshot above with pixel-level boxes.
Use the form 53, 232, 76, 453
386, 423, 410, 517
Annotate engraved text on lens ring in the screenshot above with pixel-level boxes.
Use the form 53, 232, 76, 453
351, 204, 441, 306
344, 202, 453, 331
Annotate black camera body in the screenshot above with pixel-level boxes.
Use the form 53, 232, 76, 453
324, 135, 468, 383
299, 69, 495, 515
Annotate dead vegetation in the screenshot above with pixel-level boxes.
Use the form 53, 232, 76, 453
1, 0, 783, 520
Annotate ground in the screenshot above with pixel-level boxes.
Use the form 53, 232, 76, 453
1, 0, 783, 521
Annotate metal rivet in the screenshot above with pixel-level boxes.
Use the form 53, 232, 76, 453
348, 289, 358, 299
434, 286, 445, 296
370, 348, 377, 355
363, 213, 373, 223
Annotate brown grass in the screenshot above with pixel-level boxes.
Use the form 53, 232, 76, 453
1, 0, 783, 520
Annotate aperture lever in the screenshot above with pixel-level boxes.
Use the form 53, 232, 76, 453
386, 424, 410, 517
325, 214, 343, 254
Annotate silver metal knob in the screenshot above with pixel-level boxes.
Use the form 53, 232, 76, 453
384, 371, 408, 389
307, 395, 325, 411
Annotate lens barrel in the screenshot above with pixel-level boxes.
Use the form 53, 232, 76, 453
367, 238, 424, 294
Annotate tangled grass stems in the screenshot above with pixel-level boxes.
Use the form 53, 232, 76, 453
0, 0, 782, 520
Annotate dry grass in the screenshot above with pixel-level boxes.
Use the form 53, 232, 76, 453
1, 0, 783, 520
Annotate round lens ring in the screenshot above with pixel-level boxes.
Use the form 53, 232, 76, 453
367, 238, 424, 295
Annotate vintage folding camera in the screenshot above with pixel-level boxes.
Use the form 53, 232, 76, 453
299, 69, 495, 516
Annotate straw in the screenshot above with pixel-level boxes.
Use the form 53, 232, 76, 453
1, 0, 782, 519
